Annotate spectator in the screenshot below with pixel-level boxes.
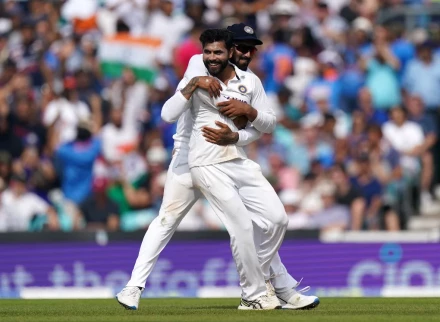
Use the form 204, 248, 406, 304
403, 41, 440, 111
43, 77, 91, 150
9, 20, 45, 87
303, 50, 342, 113
339, 0, 360, 24
339, 0, 361, 24
268, 85, 300, 125
145, 0, 193, 66
76, 177, 120, 231
110, 68, 148, 132
308, 1, 347, 51
351, 154, 400, 231
366, 124, 406, 217
357, 87, 388, 126
309, 181, 350, 232
146, 144, 168, 211
0, 151, 12, 191
259, 28, 295, 94
75, 69, 102, 127
406, 95, 438, 209
101, 107, 138, 164
287, 114, 333, 175
360, 26, 401, 110
348, 110, 367, 156
0, 106, 24, 159
55, 120, 101, 205
249, 132, 286, 178
388, 24, 415, 80
0, 172, 59, 232
173, 23, 203, 79
107, 147, 153, 230
382, 106, 424, 181
13, 144, 56, 200
9, 97, 47, 153
331, 163, 366, 231
266, 153, 301, 192
279, 189, 310, 230
97, 0, 147, 36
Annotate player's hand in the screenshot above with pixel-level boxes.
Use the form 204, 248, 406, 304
195, 76, 222, 98
233, 115, 249, 130
217, 100, 252, 118
202, 121, 239, 145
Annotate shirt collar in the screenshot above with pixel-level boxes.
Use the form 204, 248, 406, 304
231, 63, 247, 80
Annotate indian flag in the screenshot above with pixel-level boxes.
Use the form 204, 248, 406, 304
98, 33, 162, 83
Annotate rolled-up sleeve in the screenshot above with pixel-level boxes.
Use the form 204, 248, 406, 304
250, 76, 276, 133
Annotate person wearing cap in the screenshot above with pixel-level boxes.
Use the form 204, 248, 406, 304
117, 27, 319, 311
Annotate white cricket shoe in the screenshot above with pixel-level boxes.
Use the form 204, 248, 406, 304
238, 281, 282, 310
276, 280, 320, 310
116, 286, 143, 310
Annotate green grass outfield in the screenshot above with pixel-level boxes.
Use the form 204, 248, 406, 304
1, 298, 440, 322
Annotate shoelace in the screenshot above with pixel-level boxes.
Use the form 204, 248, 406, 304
293, 278, 311, 294
269, 274, 311, 294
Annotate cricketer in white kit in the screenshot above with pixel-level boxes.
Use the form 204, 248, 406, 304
116, 26, 319, 311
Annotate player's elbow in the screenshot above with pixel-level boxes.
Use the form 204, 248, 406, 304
261, 117, 277, 134
161, 108, 176, 124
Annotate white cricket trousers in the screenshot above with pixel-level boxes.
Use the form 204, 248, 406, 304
126, 153, 297, 300
190, 158, 288, 299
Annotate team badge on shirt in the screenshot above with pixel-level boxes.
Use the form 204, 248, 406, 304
238, 85, 248, 93
244, 26, 254, 34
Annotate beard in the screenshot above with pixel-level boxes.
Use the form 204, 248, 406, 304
203, 58, 229, 76
231, 55, 251, 71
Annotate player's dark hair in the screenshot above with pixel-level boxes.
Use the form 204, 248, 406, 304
199, 29, 234, 50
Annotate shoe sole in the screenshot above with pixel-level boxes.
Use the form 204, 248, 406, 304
238, 305, 282, 310
282, 298, 320, 310
116, 296, 137, 310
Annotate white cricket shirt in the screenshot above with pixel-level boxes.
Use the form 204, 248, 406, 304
162, 62, 275, 168
163, 54, 275, 159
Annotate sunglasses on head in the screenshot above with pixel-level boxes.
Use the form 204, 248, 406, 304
234, 44, 258, 55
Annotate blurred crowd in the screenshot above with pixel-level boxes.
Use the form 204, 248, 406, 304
0, 0, 439, 233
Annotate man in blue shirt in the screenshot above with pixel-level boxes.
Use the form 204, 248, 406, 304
56, 121, 101, 205
403, 41, 440, 110
260, 29, 296, 93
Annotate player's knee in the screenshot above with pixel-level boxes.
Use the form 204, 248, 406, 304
158, 210, 182, 228
230, 222, 254, 240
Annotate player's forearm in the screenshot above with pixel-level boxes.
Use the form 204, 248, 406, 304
236, 126, 262, 146
248, 109, 276, 133
180, 77, 200, 100
161, 91, 191, 123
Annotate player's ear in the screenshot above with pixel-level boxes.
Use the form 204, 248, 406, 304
228, 48, 233, 59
